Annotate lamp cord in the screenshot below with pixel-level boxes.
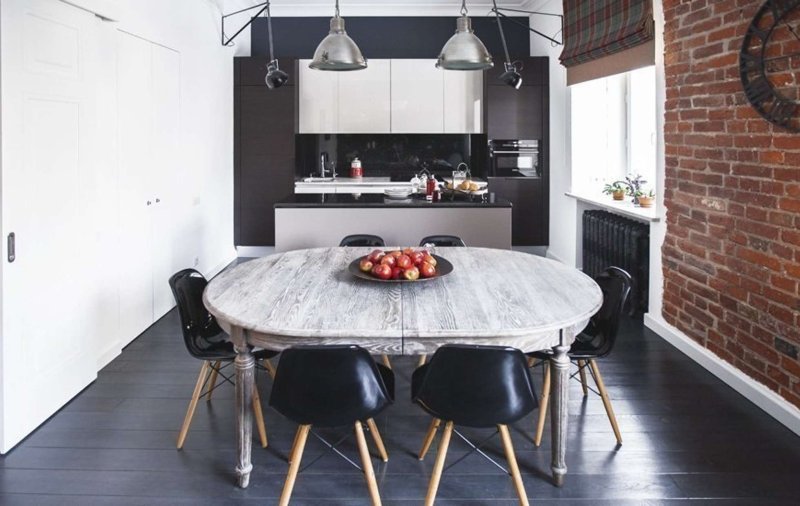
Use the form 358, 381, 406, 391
266, 2, 275, 61
461, 0, 468, 16
335, 0, 340, 17
493, 0, 512, 65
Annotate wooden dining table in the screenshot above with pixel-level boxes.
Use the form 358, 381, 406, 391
203, 247, 602, 489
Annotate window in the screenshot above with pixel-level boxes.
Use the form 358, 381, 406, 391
570, 66, 657, 196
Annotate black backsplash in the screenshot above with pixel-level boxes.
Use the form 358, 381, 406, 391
296, 134, 488, 180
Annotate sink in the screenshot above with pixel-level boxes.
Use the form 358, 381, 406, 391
301, 177, 336, 183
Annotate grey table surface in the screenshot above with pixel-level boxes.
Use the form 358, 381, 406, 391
204, 247, 602, 354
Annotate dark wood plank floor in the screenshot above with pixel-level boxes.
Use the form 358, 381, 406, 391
1, 310, 799, 504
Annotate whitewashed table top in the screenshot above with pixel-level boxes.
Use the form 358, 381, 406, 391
204, 247, 603, 354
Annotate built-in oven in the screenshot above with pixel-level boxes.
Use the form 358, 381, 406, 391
488, 139, 541, 178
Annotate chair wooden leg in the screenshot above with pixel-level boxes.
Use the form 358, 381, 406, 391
577, 359, 589, 397
279, 424, 311, 506
366, 418, 389, 462
204, 360, 221, 401
527, 356, 537, 368
418, 417, 441, 460
425, 420, 453, 506
177, 361, 210, 449
416, 354, 427, 368
534, 361, 551, 447
498, 424, 530, 506
262, 358, 277, 379
588, 359, 622, 444
381, 354, 392, 369
252, 386, 268, 448
355, 421, 383, 506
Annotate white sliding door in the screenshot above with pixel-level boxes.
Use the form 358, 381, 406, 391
0, 0, 102, 452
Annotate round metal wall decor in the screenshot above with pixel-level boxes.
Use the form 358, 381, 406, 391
739, 0, 800, 132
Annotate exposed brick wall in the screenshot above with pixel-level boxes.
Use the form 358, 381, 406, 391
662, 0, 800, 409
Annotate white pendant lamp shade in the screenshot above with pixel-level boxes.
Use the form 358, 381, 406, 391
309, 2, 367, 71
437, 7, 493, 70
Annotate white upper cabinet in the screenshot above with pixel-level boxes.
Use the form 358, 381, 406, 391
390, 59, 444, 133
298, 59, 483, 134
299, 60, 339, 133
338, 59, 391, 133
444, 70, 483, 133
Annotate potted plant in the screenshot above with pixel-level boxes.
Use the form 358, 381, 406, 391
602, 182, 626, 201
637, 189, 655, 208
623, 174, 647, 204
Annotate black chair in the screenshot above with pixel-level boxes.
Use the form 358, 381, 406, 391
340, 234, 386, 247
169, 269, 279, 450
413, 345, 536, 506
528, 266, 632, 446
418, 235, 467, 247
270, 345, 395, 506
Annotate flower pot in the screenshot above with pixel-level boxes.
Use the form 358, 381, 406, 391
612, 190, 625, 201
638, 196, 654, 208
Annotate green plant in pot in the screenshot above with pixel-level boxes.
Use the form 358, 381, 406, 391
602, 182, 626, 201
624, 174, 647, 204
636, 189, 655, 208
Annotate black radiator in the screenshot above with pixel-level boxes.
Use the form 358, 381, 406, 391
582, 210, 650, 313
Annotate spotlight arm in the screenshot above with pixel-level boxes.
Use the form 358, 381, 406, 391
491, 7, 564, 46
221, 1, 271, 47
492, 1, 513, 65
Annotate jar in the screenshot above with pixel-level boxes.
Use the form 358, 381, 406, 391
350, 157, 363, 178
426, 175, 436, 196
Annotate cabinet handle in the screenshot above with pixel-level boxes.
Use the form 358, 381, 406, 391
155, 198, 161, 203
147, 200, 152, 206
7, 232, 15, 263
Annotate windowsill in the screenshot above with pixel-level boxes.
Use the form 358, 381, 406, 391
565, 191, 660, 223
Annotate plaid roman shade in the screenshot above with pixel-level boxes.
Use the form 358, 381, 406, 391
560, 0, 655, 84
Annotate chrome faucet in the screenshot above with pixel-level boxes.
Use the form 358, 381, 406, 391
320, 152, 329, 178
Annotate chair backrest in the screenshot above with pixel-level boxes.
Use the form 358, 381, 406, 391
168, 269, 224, 358
339, 234, 386, 247
413, 345, 537, 428
270, 345, 394, 427
583, 266, 632, 357
419, 235, 467, 247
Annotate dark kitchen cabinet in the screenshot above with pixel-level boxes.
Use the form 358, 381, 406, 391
488, 178, 547, 246
484, 56, 549, 246
234, 57, 297, 246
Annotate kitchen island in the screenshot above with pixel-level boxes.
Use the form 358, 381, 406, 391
274, 193, 512, 251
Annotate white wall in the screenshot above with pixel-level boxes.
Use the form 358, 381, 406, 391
0, 0, 235, 452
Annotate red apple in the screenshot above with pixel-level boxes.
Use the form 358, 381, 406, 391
367, 249, 385, 263
372, 264, 392, 280
403, 266, 420, 281
419, 262, 436, 278
396, 254, 412, 269
359, 258, 374, 272
422, 253, 437, 267
389, 250, 403, 258
380, 255, 397, 268
411, 252, 425, 266
402, 247, 415, 256
392, 267, 404, 280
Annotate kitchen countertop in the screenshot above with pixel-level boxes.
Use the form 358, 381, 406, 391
275, 193, 512, 208
295, 176, 412, 186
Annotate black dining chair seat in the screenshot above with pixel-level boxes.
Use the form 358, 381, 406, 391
418, 235, 467, 247
527, 266, 632, 446
413, 345, 536, 505
270, 345, 394, 505
339, 234, 386, 247
169, 268, 278, 450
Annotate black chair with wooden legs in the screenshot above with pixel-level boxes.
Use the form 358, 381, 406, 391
270, 345, 395, 506
418, 235, 467, 247
340, 234, 386, 247
413, 345, 537, 506
528, 266, 632, 446
169, 269, 279, 450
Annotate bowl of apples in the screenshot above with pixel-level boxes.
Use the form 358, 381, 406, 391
348, 248, 453, 283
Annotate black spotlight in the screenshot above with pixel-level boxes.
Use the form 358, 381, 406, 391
499, 61, 522, 89
266, 60, 289, 89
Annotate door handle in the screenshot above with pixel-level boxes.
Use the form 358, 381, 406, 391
7, 232, 15, 263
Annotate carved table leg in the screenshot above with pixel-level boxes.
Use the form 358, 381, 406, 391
231, 326, 255, 488
549, 329, 570, 487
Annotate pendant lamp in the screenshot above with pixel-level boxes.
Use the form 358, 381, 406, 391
437, 0, 493, 70
309, 0, 367, 71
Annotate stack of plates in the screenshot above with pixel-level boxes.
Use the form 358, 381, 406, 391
384, 188, 412, 200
